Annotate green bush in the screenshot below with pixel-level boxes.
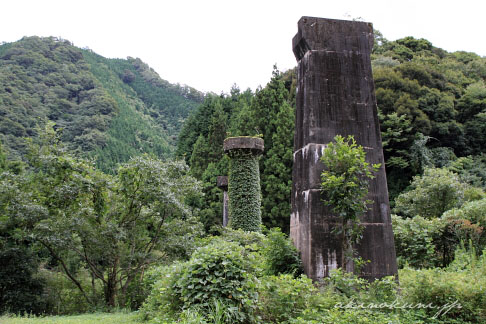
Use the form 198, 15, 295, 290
178, 298, 247, 324
175, 240, 259, 323
206, 227, 303, 277
323, 268, 398, 304
442, 198, 486, 254
141, 240, 259, 323
394, 167, 466, 219
217, 227, 266, 249
197, 228, 267, 276
399, 247, 486, 322
463, 186, 486, 202
261, 228, 303, 276
323, 268, 368, 299
256, 274, 317, 323
137, 263, 181, 313
140, 262, 184, 322
392, 214, 443, 268
287, 309, 404, 324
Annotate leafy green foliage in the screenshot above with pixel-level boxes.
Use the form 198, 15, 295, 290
142, 227, 305, 323
320, 135, 380, 266
0, 37, 115, 159
447, 155, 486, 189
175, 241, 259, 322
394, 167, 467, 218
442, 198, 486, 253
261, 228, 303, 276
393, 196, 486, 269
0, 143, 47, 314
372, 36, 486, 198
399, 246, 486, 322
39, 268, 100, 315
256, 274, 317, 323
142, 240, 260, 324
113, 57, 203, 136
140, 262, 185, 322
392, 215, 443, 268
3, 31, 486, 322
209, 227, 302, 277
262, 100, 294, 232
227, 148, 262, 232
141, 223, 484, 324
7, 126, 203, 310
246, 69, 294, 231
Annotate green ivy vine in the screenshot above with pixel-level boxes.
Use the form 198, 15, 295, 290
227, 149, 262, 232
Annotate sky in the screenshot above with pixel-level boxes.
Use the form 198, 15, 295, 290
1, 0, 485, 94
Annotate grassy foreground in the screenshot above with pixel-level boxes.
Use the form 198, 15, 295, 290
0, 312, 142, 324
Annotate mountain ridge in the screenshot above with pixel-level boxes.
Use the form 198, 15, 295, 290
0, 36, 203, 172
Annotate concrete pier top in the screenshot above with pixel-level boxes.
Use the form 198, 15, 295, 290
292, 16, 373, 60
217, 176, 228, 190
223, 137, 264, 155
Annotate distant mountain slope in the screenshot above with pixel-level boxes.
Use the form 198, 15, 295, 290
0, 36, 203, 172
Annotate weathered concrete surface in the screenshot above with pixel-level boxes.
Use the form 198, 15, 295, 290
290, 17, 398, 281
217, 176, 229, 227
223, 137, 264, 154
217, 176, 228, 189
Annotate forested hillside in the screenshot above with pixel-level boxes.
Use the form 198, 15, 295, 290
179, 34, 486, 231
0, 36, 203, 172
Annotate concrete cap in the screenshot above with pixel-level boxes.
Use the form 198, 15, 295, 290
292, 16, 373, 61
216, 176, 228, 189
223, 137, 264, 155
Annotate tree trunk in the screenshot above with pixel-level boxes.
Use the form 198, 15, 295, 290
104, 257, 118, 308
105, 275, 117, 308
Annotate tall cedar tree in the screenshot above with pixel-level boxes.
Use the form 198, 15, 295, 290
263, 99, 294, 231
248, 68, 294, 231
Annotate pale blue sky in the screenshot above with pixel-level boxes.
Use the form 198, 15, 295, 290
2, 0, 485, 93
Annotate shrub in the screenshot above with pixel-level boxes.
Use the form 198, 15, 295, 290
463, 186, 485, 202
399, 247, 486, 322
261, 228, 303, 276
394, 167, 466, 219
323, 268, 398, 304
140, 262, 184, 322
218, 227, 266, 249
320, 135, 380, 265
288, 308, 405, 324
175, 240, 259, 323
141, 240, 259, 323
392, 214, 443, 268
324, 268, 369, 299
257, 274, 317, 323
205, 227, 303, 277
197, 228, 267, 276
442, 198, 486, 254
